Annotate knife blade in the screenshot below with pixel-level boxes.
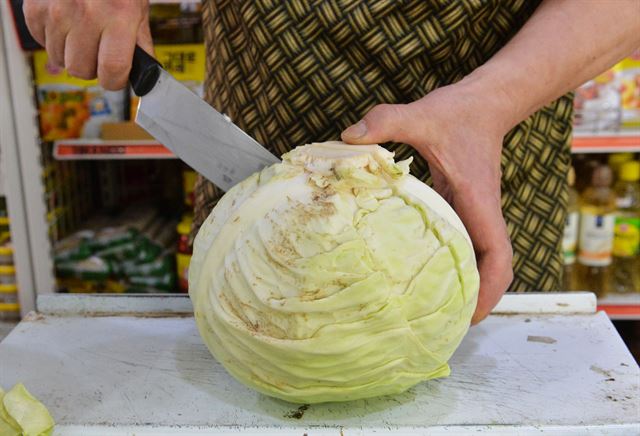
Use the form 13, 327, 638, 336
129, 46, 280, 191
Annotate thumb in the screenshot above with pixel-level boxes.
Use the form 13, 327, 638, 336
341, 104, 411, 144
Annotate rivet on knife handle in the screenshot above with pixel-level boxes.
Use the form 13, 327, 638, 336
129, 45, 161, 97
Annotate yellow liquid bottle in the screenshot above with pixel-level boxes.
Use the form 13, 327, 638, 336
608, 153, 633, 177
611, 161, 640, 293
562, 167, 580, 290
577, 165, 617, 297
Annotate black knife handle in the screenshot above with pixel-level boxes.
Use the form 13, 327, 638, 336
129, 45, 161, 96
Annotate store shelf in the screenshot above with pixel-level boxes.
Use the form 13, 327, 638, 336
597, 293, 640, 320
53, 139, 176, 160
571, 130, 640, 153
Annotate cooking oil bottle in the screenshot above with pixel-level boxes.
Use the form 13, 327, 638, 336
608, 153, 633, 178
611, 160, 640, 293
562, 166, 580, 290
577, 164, 617, 297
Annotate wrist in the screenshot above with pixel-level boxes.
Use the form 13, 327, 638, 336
455, 65, 525, 136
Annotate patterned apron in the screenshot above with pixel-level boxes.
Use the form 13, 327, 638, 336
194, 0, 574, 292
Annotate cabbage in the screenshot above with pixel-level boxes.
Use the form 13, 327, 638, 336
0, 384, 54, 436
190, 141, 479, 403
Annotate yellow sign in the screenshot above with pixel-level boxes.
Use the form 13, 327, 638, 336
33, 50, 98, 87
154, 44, 205, 82
34, 44, 205, 86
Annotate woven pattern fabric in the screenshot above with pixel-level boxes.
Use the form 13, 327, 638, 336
194, 0, 573, 292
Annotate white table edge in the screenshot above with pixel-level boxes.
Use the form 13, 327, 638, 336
53, 423, 640, 436
36, 292, 597, 317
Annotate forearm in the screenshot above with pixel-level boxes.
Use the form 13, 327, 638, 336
460, 0, 640, 133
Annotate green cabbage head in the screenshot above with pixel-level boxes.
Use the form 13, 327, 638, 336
189, 141, 479, 403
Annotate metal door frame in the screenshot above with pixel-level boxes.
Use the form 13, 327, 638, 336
0, 1, 55, 315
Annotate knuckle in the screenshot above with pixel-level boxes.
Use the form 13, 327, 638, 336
22, 6, 44, 42
66, 64, 96, 80
74, 0, 89, 18
75, 0, 101, 23
367, 104, 408, 128
22, 0, 41, 20
100, 58, 129, 76
113, 0, 133, 8
110, 0, 142, 16
368, 104, 392, 118
47, 1, 65, 21
99, 74, 126, 91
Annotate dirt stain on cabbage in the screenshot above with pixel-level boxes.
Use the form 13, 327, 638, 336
284, 404, 309, 419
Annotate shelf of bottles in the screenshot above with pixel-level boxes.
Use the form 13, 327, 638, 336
564, 152, 639, 320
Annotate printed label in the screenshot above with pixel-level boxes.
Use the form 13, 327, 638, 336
563, 211, 579, 264
616, 197, 633, 209
176, 253, 191, 293
578, 212, 615, 266
613, 216, 640, 257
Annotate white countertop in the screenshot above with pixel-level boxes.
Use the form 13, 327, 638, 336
0, 293, 638, 435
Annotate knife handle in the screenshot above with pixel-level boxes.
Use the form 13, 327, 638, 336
129, 45, 161, 97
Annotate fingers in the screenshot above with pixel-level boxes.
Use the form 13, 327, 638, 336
458, 186, 513, 324
23, 0, 150, 89
97, 21, 138, 90
43, 3, 71, 68
341, 104, 414, 145
471, 236, 513, 324
432, 163, 513, 325
136, 3, 155, 56
22, 0, 47, 45
64, 27, 101, 80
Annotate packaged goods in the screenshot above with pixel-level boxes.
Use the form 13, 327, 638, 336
0, 244, 13, 265
0, 265, 16, 285
574, 70, 620, 131
0, 303, 19, 321
53, 207, 178, 293
0, 284, 18, 305
56, 256, 113, 282
573, 53, 640, 131
33, 51, 125, 140
53, 231, 94, 263
128, 270, 176, 293
615, 53, 640, 127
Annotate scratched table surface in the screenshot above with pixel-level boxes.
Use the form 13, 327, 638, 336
0, 296, 638, 435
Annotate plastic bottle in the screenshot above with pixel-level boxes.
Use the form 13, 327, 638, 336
608, 153, 633, 178
611, 161, 640, 293
176, 215, 193, 293
577, 165, 617, 297
562, 167, 580, 290
574, 158, 602, 193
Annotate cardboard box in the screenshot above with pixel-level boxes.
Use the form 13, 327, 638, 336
101, 122, 154, 141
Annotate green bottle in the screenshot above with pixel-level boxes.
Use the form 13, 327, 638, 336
611, 161, 640, 293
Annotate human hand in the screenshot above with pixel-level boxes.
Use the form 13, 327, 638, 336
341, 82, 514, 324
23, 0, 153, 90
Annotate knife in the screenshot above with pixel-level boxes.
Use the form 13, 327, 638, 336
129, 46, 280, 191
